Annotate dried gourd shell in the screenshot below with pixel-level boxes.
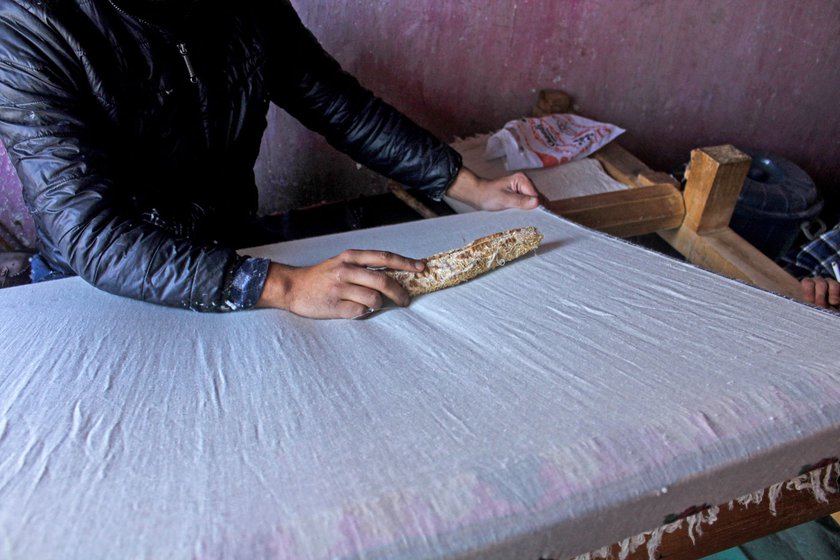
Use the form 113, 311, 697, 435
387, 226, 543, 296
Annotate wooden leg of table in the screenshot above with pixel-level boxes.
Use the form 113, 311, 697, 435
657, 145, 803, 300
680, 145, 750, 234
387, 182, 440, 219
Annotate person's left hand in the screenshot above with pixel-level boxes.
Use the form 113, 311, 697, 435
445, 167, 541, 211
800, 276, 840, 310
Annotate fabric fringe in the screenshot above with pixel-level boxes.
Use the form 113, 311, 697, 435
568, 462, 839, 560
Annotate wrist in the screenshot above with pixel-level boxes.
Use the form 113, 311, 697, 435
256, 262, 296, 310
444, 167, 482, 207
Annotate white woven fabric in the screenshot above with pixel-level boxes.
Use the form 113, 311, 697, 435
1, 208, 839, 559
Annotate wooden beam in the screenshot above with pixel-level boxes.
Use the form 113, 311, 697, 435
639, 170, 680, 187
591, 142, 679, 189
546, 183, 685, 237
682, 145, 751, 234
659, 226, 802, 299
591, 142, 649, 187
586, 463, 840, 560
387, 182, 439, 219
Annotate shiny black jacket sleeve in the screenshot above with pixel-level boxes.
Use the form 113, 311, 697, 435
261, 1, 462, 199
0, 1, 462, 312
0, 2, 240, 311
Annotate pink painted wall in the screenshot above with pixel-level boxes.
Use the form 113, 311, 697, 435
0, 141, 35, 248
2, 0, 839, 247
257, 0, 840, 214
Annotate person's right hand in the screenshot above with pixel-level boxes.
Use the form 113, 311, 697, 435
256, 250, 425, 319
800, 277, 840, 310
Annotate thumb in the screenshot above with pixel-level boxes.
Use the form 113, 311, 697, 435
497, 189, 540, 210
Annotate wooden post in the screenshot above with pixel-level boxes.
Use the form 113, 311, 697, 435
682, 145, 751, 234
658, 145, 803, 300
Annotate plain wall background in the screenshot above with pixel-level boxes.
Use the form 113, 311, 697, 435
2, 0, 838, 248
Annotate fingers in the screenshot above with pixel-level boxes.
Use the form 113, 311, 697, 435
485, 173, 541, 210
801, 278, 816, 304
444, 166, 543, 211
508, 172, 541, 198
334, 258, 412, 307
335, 300, 372, 320
340, 249, 424, 273
828, 278, 840, 307
814, 278, 828, 307
497, 187, 540, 210
336, 281, 384, 310
800, 277, 840, 308
264, 253, 416, 319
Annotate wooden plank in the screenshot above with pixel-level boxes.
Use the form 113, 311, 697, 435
387, 182, 439, 219
638, 169, 680, 187
659, 226, 802, 300
591, 142, 651, 188
589, 464, 840, 560
590, 143, 679, 188
546, 183, 685, 237
682, 145, 751, 234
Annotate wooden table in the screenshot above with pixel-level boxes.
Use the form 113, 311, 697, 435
389, 127, 836, 559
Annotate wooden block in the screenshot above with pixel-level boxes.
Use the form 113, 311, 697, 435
546, 183, 685, 237
591, 142, 652, 188
682, 146, 751, 234
533, 89, 573, 117
638, 170, 680, 188
659, 226, 802, 300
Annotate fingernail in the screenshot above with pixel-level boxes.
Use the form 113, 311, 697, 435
414, 260, 425, 270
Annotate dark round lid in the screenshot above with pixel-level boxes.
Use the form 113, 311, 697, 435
736, 147, 823, 219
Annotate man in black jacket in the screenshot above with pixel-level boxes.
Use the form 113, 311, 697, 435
0, 0, 540, 318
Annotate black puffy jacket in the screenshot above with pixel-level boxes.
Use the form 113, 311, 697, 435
0, 0, 462, 311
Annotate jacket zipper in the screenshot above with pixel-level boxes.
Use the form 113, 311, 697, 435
108, 0, 209, 148
176, 43, 199, 84
108, 1, 200, 86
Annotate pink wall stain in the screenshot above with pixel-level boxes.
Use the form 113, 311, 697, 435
3, 0, 838, 241
258, 0, 838, 213
0, 141, 35, 248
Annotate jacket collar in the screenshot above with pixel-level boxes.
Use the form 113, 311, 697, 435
107, 0, 199, 30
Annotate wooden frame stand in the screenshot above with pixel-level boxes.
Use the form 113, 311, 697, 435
658, 146, 801, 299
546, 141, 802, 300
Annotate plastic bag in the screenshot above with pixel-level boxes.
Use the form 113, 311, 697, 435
485, 113, 625, 171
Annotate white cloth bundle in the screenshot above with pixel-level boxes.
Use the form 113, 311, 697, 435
485, 113, 625, 170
